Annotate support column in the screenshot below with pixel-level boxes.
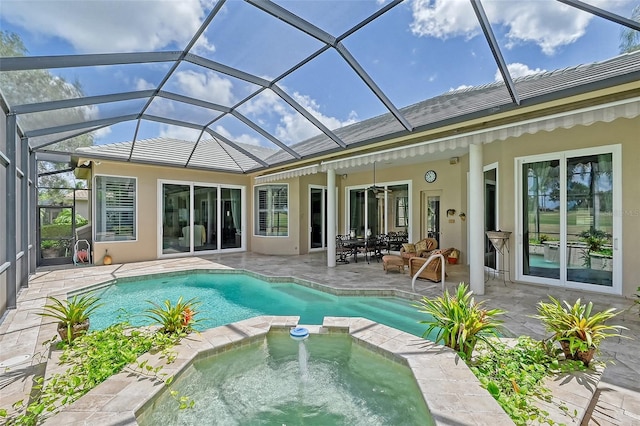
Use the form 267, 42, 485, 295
20, 137, 29, 288
469, 143, 485, 295
29, 150, 37, 274
327, 168, 336, 267
6, 113, 17, 309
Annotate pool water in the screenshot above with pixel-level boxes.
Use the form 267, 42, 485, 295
137, 333, 434, 426
89, 272, 432, 339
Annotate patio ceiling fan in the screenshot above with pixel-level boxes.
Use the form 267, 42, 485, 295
367, 162, 391, 196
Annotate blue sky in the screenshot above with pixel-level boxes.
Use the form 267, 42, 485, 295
1, 0, 638, 151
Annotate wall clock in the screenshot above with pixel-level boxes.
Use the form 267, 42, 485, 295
424, 169, 437, 183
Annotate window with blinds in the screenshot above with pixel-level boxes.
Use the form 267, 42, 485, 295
254, 184, 288, 236
95, 176, 136, 241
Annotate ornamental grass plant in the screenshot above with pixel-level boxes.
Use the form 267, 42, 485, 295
416, 282, 505, 360
144, 296, 201, 334
39, 294, 103, 344
533, 296, 627, 366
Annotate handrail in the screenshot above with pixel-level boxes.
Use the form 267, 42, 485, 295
411, 253, 446, 293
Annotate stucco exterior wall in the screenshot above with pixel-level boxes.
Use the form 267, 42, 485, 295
251, 179, 302, 255
90, 161, 251, 264
485, 116, 640, 297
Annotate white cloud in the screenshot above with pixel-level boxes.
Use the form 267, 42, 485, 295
135, 78, 156, 91
449, 84, 472, 92
3, 0, 214, 53
213, 125, 260, 146
410, 0, 479, 40
495, 63, 546, 82
242, 88, 357, 144
92, 127, 112, 140
172, 70, 236, 106
409, 0, 628, 55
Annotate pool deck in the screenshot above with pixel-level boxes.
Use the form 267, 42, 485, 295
1, 252, 639, 425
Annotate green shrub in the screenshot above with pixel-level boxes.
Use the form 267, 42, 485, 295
53, 210, 88, 226
416, 282, 505, 360
144, 296, 201, 334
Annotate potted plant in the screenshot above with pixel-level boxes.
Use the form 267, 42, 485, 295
578, 229, 612, 270
447, 249, 459, 264
416, 283, 504, 360
534, 296, 626, 366
39, 294, 103, 344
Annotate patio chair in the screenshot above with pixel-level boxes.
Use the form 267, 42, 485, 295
73, 239, 91, 266
409, 248, 454, 282
400, 237, 438, 265
336, 235, 354, 264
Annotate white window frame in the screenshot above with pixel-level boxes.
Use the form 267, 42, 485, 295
254, 183, 289, 237
156, 179, 246, 257
344, 179, 412, 237
94, 174, 137, 242
514, 144, 622, 295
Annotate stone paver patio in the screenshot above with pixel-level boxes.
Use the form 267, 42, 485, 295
1, 252, 638, 425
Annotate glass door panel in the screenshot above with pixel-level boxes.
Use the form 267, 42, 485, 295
194, 186, 217, 252
426, 196, 440, 247
388, 184, 408, 235
221, 187, 242, 249
522, 160, 561, 280
310, 187, 325, 249
38, 205, 74, 265
484, 170, 497, 269
349, 189, 365, 237
566, 154, 613, 287
162, 184, 190, 254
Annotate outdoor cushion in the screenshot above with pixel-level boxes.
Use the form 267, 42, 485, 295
402, 243, 416, 253
415, 240, 429, 253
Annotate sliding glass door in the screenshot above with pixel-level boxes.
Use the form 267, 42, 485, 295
347, 182, 410, 237
519, 146, 620, 293
161, 182, 243, 255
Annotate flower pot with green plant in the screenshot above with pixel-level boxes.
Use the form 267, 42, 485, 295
578, 229, 612, 269
534, 296, 626, 366
415, 282, 505, 360
39, 294, 103, 344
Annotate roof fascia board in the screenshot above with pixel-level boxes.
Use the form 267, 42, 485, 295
12, 90, 155, 114
471, 0, 520, 105
320, 95, 640, 169
73, 152, 249, 174
270, 85, 347, 148
336, 42, 413, 131
25, 114, 137, 138
186, 54, 271, 87
231, 111, 301, 159
246, 0, 336, 46
0, 52, 181, 71
558, 0, 640, 31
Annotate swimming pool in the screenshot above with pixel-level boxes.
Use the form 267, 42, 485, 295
89, 271, 433, 339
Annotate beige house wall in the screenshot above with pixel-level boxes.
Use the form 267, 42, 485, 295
90, 161, 251, 264
485, 116, 640, 297
84, 115, 638, 297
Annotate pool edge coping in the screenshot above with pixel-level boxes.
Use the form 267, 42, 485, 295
43, 315, 518, 425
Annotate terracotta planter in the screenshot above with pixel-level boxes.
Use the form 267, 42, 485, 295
57, 320, 90, 342
447, 257, 458, 265
559, 340, 596, 366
